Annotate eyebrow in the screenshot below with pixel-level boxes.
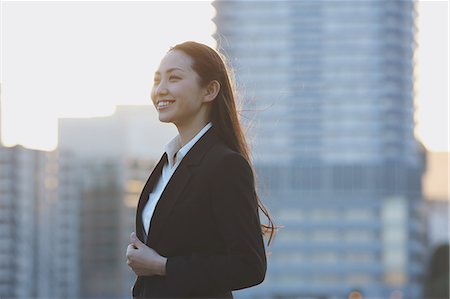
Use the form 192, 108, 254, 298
154, 68, 184, 75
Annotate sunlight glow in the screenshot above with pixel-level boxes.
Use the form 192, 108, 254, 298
1, 1, 448, 152
414, 1, 449, 152
1, 1, 216, 151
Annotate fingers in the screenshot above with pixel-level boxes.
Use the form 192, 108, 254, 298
126, 243, 136, 254
126, 244, 135, 271
130, 232, 137, 241
130, 232, 143, 248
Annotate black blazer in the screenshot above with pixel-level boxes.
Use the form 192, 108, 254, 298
132, 126, 267, 298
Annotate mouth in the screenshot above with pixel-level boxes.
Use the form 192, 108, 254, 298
156, 100, 175, 110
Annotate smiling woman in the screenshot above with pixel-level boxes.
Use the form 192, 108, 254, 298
151, 50, 218, 140
126, 41, 276, 298
0, 1, 216, 151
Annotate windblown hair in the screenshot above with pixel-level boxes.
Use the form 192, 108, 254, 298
170, 41, 277, 246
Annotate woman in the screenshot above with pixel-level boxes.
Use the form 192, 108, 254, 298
126, 41, 276, 298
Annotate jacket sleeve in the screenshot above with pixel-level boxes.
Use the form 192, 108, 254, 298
164, 153, 267, 294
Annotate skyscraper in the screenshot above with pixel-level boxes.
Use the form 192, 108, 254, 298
1, 83, 80, 298
213, 1, 426, 298
0, 146, 79, 299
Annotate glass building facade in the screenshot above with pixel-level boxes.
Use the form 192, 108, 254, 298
213, 1, 427, 298
0, 145, 79, 299
58, 106, 162, 298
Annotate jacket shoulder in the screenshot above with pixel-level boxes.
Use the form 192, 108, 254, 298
202, 141, 252, 178
207, 141, 247, 164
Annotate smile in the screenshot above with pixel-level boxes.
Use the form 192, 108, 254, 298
157, 100, 175, 110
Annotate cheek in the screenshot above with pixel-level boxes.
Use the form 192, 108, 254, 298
180, 85, 203, 104
150, 89, 156, 103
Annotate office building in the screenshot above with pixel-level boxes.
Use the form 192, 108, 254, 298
58, 105, 165, 298
0, 145, 79, 299
213, 1, 426, 298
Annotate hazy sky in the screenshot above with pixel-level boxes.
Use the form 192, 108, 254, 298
0, 0, 448, 152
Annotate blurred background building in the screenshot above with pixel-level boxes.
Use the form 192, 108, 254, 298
58, 106, 175, 160
213, 1, 429, 298
423, 151, 449, 248
0, 145, 79, 298
0, 83, 80, 298
58, 105, 174, 298
421, 151, 449, 299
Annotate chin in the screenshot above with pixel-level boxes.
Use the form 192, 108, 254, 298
158, 115, 174, 123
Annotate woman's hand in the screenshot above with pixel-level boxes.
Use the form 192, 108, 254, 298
126, 232, 167, 276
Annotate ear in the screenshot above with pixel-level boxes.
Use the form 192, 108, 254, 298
202, 80, 220, 103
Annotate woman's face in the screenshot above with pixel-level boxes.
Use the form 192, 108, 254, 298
151, 50, 208, 127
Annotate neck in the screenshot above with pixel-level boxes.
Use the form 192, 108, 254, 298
176, 118, 210, 146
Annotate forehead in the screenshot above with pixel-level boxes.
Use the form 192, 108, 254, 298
156, 50, 194, 74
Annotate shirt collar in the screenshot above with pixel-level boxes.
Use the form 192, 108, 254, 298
164, 122, 213, 168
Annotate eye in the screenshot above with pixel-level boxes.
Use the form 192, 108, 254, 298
169, 75, 181, 81
153, 77, 160, 84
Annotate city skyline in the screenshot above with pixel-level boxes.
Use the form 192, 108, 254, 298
0, 1, 448, 152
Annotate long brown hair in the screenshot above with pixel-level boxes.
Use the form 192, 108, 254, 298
170, 41, 277, 246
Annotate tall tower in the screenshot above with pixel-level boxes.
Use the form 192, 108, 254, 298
0, 146, 80, 299
214, 1, 420, 166
0, 80, 80, 298
213, 1, 426, 298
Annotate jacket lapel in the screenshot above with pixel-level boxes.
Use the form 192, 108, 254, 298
135, 153, 167, 242
146, 127, 220, 247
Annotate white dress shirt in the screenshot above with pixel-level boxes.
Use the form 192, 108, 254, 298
142, 122, 213, 235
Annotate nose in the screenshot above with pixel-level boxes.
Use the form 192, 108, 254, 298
154, 81, 169, 97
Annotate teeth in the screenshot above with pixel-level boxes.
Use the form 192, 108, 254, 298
157, 101, 174, 109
